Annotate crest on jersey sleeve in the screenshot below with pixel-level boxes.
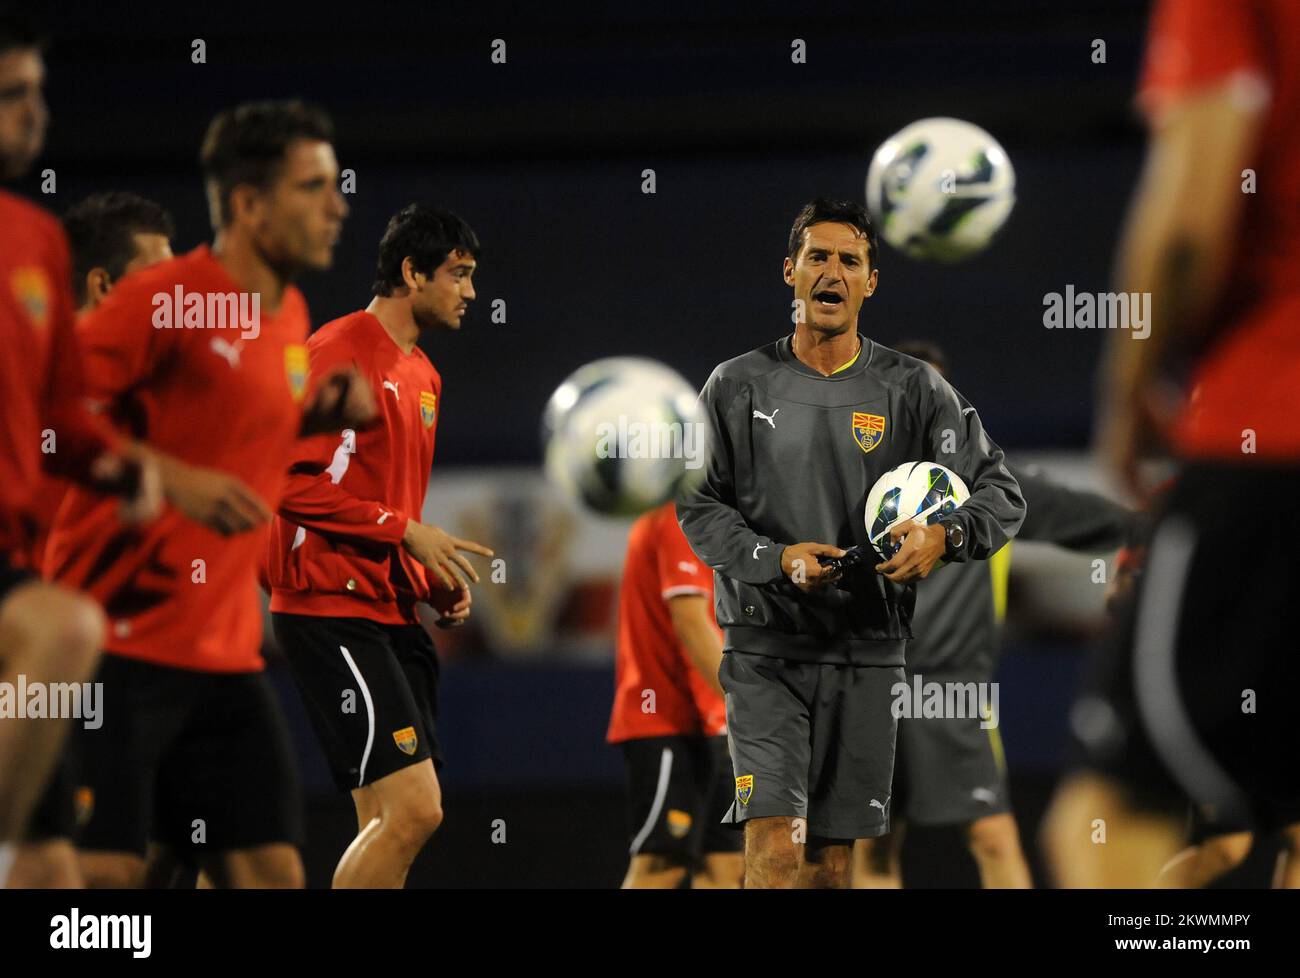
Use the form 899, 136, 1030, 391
284, 344, 309, 402
420, 391, 438, 429
852, 412, 886, 454
735, 774, 754, 806
11, 267, 51, 330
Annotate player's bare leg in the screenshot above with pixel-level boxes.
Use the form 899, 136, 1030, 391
333, 759, 442, 888
692, 852, 743, 889
6, 839, 82, 888
1273, 823, 1300, 889
966, 812, 1032, 888
0, 582, 103, 841
622, 853, 689, 889
1156, 831, 1252, 888
200, 844, 304, 889
796, 836, 851, 889
852, 825, 904, 888
1043, 772, 1182, 887
743, 816, 801, 888
80, 852, 146, 888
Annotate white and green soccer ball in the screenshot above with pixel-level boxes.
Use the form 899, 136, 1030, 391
866, 117, 1016, 262
542, 357, 708, 517
865, 460, 970, 563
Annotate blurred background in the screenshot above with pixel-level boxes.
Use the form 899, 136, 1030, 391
19, 0, 1277, 885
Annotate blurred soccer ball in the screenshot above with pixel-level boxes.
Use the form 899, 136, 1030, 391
864, 461, 970, 562
865, 117, 1015, 262
542, 357, 707, 517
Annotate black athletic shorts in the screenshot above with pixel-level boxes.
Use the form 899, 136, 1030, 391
621, 734, 742, 860
272, 613, 442, 792
77, 654, 303, 856
1068, 463, 1300, 833
720, 650, 902, 840
892, 669, 1010, 827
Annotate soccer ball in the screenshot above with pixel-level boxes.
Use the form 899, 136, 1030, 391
541, 357, 707, 517
865, 117, 1015, 262
864, 461, 970, 562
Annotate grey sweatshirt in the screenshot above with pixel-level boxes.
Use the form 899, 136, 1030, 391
678, 333, 1025, 667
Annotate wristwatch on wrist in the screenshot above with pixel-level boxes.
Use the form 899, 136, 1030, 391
939, 517, 965, 560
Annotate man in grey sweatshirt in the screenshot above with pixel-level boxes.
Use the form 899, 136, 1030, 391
677, 198, 1025, 888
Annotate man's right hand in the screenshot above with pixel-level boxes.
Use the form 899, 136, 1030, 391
781, 542, 845, 592
156, 455, 271, 536
401, 521, 494, 591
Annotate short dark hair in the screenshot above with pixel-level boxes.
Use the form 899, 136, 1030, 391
0, 9, 45, 57
787, 197, 879, 269
893, 339, 949, 377
371, 204, 480, 297
199, 99, 334, 229
63, 192, 175, 306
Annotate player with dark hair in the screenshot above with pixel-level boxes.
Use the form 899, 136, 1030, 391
267, 203, 492, 888
678, 197, 1024, 888
0, 11, 163, 888
6, 190, 177, 888
63, 191, 174, 314
44, 98, 373, 889
852, 340, 1133, 889
609, 502, 744, 889
1046, 0, 1300, 887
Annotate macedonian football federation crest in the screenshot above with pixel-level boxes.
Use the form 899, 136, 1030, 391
666, 809, 693, 839
10, 266, 51, 330
284, 344, 308, 402
393, 726, 418, 755
419, 390, 437, 428
735, 774, 754, 806
852, 412, 886, 454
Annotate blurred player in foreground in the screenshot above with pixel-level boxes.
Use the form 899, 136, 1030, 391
8, 191, 175, 888
679, 198, 1024, 888
0, 13, 162, 887
608, 502, 743, 888
45, 99, 372, 889
1046, 0, 1300, 887
852, 341, 1132, 889
269, 204, 492, 888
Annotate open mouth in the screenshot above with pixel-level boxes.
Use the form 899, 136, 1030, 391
812, 290, 844, 307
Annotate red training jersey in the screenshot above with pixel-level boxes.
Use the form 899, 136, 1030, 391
1138, 0, 1300, 460
267, 310, 441, 624
0, 191, 122, 560
45, 245, 311, 672
607, 502, 726, 743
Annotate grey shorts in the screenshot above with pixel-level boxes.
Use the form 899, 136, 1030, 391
894, 675, 1010, 826
720, 650, 903, 840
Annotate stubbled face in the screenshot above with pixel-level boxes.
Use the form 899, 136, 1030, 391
0, 48, 48, 180
783, 221, 878, 333
245, 138, 347, 273
411, 248, 477, 330
123, 231, 173, 275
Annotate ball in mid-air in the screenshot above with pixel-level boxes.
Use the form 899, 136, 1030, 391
865, 117, 1016, 262
542, 357, 708, 517
865, 461, 970, 563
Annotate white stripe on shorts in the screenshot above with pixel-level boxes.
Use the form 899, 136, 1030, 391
339, 645, 376, 788
629, 747, 674, 855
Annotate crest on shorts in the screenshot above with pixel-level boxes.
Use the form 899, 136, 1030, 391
393, 726, 418, 755
284, 344, 309, 402
852, 412, 886, 454
74, 786, 95, 828
420, 390, 438, 429
735, 774, 754, 806
666, 809, 693, 839
10, 266, 51, 330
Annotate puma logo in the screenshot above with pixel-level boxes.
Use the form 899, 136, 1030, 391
753, 543, 767, 559
971, 787, 998, 805
752, 408, 779, 428
210, 337, 242, 368
869, 797, 889, 813
382, 380, 400, 400
677, 561, 698, 574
